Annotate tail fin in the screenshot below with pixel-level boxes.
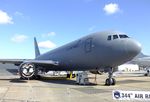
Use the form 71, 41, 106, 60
34, 37, 40, 58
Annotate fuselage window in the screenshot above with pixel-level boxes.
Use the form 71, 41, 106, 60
113, 35, 118, 39
107, 35, 111, 40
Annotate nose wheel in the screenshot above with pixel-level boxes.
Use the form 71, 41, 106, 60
105, 78, 116, 85
105, 67, 116, 86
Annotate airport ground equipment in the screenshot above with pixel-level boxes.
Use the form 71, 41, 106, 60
76, 71, 89, 85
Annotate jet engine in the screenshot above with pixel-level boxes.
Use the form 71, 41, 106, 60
19, 63, 37, 79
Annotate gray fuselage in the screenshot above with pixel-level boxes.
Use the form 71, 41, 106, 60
35, 31, 141, 71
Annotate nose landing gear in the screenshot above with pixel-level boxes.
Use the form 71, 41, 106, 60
105, 67, 116, 86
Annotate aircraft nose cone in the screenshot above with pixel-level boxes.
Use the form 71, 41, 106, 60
126, 40, 142, 57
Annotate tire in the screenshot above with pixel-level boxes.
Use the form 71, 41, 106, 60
72, 74, 76, 78
66, 74, 70, 78
111, 78, 116, 85
105, 79, 111, 86
35, 75, 41, 80
105, 78, 116, 86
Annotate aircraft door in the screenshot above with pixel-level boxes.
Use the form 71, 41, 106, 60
85, 38, 92, 53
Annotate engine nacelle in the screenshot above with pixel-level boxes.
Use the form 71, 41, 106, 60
19, 63, 37, 79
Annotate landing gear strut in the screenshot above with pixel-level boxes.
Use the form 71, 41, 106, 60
105, 67, 116, 86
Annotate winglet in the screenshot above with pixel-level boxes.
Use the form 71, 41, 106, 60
34, 37, 40, 58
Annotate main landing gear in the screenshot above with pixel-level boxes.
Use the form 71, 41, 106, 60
105, 67, 116, 86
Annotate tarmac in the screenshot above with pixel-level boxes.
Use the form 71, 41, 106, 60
0, 64, 150, 102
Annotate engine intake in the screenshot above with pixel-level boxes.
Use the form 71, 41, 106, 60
19, 63, 37, 79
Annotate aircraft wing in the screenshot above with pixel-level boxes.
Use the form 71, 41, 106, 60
130, 58, 150, 67
0, 59, 59, 66
0, 59, 26, 65
24, 60, 59, 66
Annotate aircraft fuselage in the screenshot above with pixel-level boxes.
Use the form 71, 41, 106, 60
35, 31, 141, 71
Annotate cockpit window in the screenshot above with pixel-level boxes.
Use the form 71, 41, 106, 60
107, 35, 111, 40
107, 34, 128, 41
113, 35, 118, 39
119, 35, 129, 38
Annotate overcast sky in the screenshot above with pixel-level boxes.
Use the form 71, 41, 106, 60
0, 0, 150, 58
